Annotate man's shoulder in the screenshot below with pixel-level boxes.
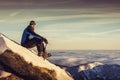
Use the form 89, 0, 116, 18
23, 27, 29, 33
25, 26, 30, 30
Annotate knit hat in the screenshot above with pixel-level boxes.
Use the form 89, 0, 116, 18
29, 20, 36, 25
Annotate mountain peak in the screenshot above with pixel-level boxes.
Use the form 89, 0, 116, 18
0, 34, 73, 80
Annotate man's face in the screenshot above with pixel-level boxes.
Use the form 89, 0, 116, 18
31, 24, 35, 29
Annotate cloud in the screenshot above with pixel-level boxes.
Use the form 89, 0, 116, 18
2, 8, 120, 25
36, 0, 76, 6
0, 0, 120, 9
34, 14, 86, 21
37, 14, 120, 28
33, 12, 120, 22
0, 0, 76, 9
79, 29, 120, 36
10, 9, 24, 17
0, 19, 5, 23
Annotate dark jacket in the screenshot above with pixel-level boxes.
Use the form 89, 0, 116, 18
21, 26, 43, 44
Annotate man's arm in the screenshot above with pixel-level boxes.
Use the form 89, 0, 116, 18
27, 27, 48, 44
27, 27, 43, 38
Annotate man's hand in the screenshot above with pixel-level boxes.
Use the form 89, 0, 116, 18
43, 38, 48, 44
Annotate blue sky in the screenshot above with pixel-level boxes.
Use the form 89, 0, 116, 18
0, 0, 120, 50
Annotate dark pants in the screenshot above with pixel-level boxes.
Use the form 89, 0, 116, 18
21, 38, 45, 54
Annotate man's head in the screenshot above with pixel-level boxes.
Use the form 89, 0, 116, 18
29, 20, 36, 29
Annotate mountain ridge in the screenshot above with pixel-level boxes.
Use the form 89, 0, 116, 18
0, 34, 73, 80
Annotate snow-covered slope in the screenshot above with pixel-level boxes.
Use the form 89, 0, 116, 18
0, 34, 73, 80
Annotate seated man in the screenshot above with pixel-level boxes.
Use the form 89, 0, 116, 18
21, 20, 51, 58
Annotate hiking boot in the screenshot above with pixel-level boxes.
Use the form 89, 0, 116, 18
47, 53, 52, 57
43, 53, 52, 59
38, 52, 44, 57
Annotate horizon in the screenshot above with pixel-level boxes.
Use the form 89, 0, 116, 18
0, 0, 120, 50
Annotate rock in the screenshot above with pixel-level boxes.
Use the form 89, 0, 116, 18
0, 50, 57, 80
67, 62, 120, 80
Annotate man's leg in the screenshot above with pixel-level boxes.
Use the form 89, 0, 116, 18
37, 43, 52, 59
22, 38, 51, 58
37, 42, 46, 56
22, 38, 44, 53
22, 38, 38, 48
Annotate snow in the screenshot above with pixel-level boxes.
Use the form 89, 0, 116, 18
0, 34, 73, 80
0, 37, 8, 54
78, 62, 103, 72
0, 70, 11, 78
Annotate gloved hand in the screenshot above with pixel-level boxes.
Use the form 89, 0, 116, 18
43, 38, 48, 44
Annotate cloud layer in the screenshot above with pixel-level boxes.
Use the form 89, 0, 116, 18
0, 0, 120, 9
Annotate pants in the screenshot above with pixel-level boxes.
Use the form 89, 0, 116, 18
21, 38, 46, 53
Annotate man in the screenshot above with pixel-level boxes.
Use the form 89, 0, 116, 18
21, 20, 51, 58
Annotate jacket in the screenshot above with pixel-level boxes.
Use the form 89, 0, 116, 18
21, 26, 43, 44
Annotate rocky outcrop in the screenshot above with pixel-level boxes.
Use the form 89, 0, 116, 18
0, 34, 73, 80
0, 50, 56, 80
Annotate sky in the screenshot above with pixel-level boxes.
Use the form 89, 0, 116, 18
0, 0, 120, 50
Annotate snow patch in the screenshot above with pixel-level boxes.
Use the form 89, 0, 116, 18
0, 70, 11, 78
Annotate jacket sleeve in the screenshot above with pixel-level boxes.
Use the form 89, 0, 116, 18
27, 27, 44, 40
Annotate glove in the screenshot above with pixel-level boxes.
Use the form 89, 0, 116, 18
43, 38, 48, 44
